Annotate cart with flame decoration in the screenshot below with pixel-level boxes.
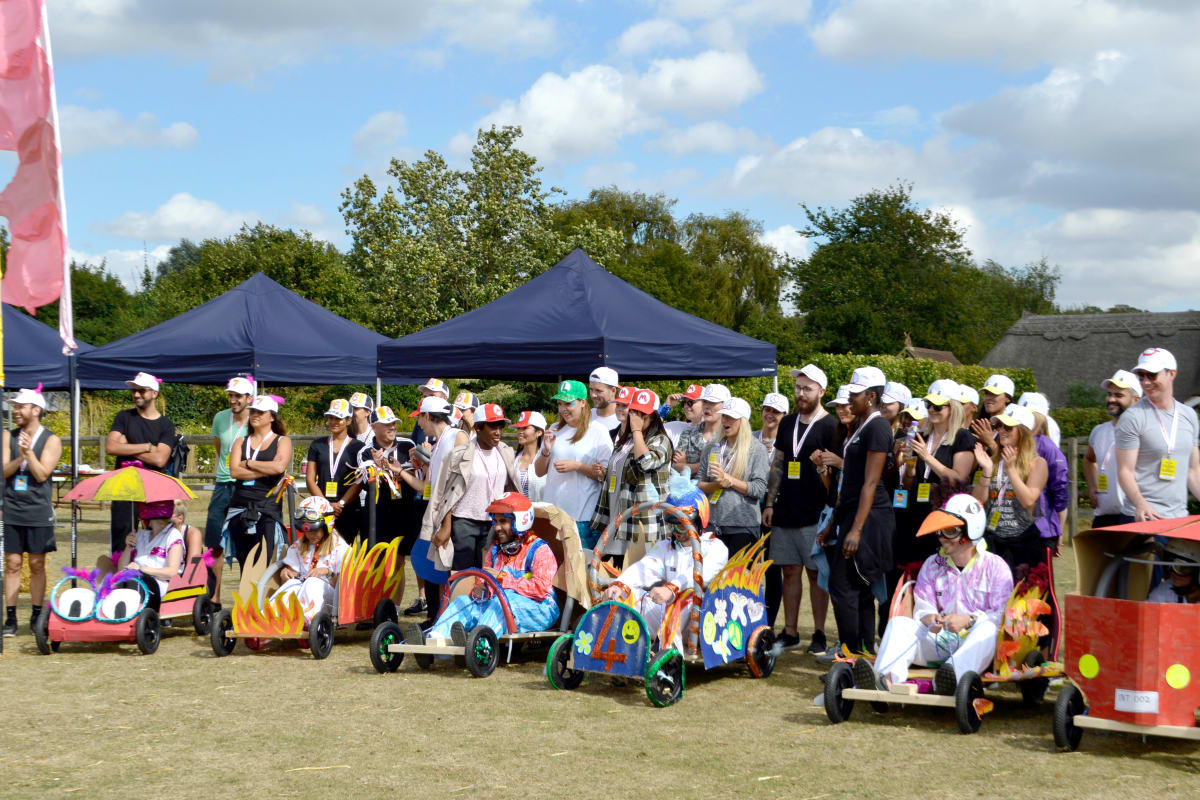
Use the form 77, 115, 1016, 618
209, 536, 402, 659
544, 500, 776, 707
1051, 516, 1200, 750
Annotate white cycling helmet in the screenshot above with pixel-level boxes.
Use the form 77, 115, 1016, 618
916, 492, 985, 543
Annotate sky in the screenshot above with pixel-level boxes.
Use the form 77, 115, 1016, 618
27, 0, 1200, 312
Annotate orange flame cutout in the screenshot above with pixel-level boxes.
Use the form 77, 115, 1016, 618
707, 536, 772, 594
972, 697, 995, 717
232, 585, 305, 636
336, 538, 402, 624
659, 589, 693, 646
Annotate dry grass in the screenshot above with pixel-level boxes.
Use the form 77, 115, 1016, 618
2, 511, 1198, 800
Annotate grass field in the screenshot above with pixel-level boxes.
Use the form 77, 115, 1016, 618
2, 506, 1198, 800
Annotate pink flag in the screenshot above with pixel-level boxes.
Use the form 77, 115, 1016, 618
0, 0, 72, 344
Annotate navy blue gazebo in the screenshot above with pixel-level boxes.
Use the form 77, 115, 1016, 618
3, 303, 95, 390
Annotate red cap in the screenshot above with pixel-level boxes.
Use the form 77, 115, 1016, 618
475, 403, 510, 424
614, 385, 634, 405
684, 383, 703, 400
628, 388, 660, 415
407, 409, 419, 418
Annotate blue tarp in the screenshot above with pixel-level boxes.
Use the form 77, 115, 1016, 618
78, 273, 390, 386
377, 249, 777, 382
3, 303, 95, 390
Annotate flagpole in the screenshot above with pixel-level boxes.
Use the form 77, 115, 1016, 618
41, 0, 74, 352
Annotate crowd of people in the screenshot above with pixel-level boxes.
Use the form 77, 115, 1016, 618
4, 348, 1199, 662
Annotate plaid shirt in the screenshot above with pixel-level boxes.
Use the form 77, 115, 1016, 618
591, 432, 673, 547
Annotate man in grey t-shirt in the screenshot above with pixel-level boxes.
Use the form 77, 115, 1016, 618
1115, 347, 1200, 521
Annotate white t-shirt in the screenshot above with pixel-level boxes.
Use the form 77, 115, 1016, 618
1148, 581, 1194, 603
664, 421, 690, 450
454, 446, 507, 521
590, 408, 620, 432
133, 524, 186, 596
1088, 421, 1128, 517
543, 421, 614, 522
282, 536, 351, 582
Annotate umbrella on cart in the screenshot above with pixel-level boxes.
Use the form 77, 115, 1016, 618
63, 465, 196, 503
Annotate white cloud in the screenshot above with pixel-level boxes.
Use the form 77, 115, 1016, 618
760, 224, 807, 262
352, 111, 407, 156
68, 244, 172, 289
615, 18, 690, 56
872, 105, 920, 130
658, 0, 811, 48
649, 121, 765, 156
97, 193, 256, 241
59, 106, 198, 156
50, 0, 557, 81
639, 50, 763, 116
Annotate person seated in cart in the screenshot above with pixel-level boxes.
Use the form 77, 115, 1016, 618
603, 471, 728, 648
271, 496, 351, 623
1147, 539, 1200, 604
864, 493, 1013, 694
421, 492, 560, 643
98, 500, 188, 612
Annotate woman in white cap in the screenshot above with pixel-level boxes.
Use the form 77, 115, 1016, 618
513, 410, 548, 502
1017, 391, 1069, 564
347, 392, 375, 445
225, 395, 292, 568
451, 390, 480, 447
698, 397, 769, 556
756, 392, 789, 463
907, 380, 975, 507
305, 399, 365, 543
272, 496, 351, 622
959, 386, 980, 428
592, 389, 674, 562
971, 404, 1048, 576
674, 383, 729, 476
535, 380, 613, 550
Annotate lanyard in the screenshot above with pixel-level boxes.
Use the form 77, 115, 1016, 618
243, 431, 275, 463
717, 442, 736, 472
327, 435, 350, 479
1152, 401, 1180, 456
477, 446, 501, 491
1099, 423, 1117, 472
842, 411, 882, 462
992, 461, 1010, 501
921, 430, 945, 481
228, 413, 247, 446
791, 409, 827, 460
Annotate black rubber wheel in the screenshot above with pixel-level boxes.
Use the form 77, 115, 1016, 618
308, 611, 334, 659
546, 634, 585, 690
746, 625, 776, 679
465, 625, 500, 677
192, 592, 215, 636
645, 649, 685, 707
824, 661, 855, 723
1053, 684, 1086, 751
210, 608, 236, 656
373, 598, 398, 627
954, 671, 984, 734
135, 608, 161, 655
369, 621, 404, 673
33, 605, 58, 654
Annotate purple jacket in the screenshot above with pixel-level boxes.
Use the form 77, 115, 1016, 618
1036, 435, 1068, 539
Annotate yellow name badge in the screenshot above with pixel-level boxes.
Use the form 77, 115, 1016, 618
422, 483, 431, 500
324, 481, 338, 498
609, 474, 617, 493
972, 470, 982, 486
710, 488, 723, 504
1159, 458, 1178, 481
1096, 473, 1108, 492
988, 510, 1001, 530
787, 461, 802, 480
225, 454, 231, 469
916, 483, 932, 503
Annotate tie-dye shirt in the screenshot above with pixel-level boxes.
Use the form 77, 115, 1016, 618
912, 547, 1013, 627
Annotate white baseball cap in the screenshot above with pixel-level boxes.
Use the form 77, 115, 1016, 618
453, 390, 478, 410
418, 396, 452, 415
980, 374, 1015, 398
225, 376, 255, 396
902, 401, 928, 421
420, 378, 449, 398
880, 381, 912, 406
348, 391, 374, 410
846, 366, 886, 394
1018, 392, 1050, 416
925, 379, 961, 407
1102, 369, 1143, 397
588, 366, 620, 388
700, 383, 732, 404
959, 385, 980, 406
789, 364, 828, 391
1134, 347, 1177, 375
324, 398, 351, 419
372, 405, 400, 425
125, 372, 161, 392
250, 394, 279, 413
13, 385, 46, 409
992, 403, 1036, 431
515, 410, 548, 430
826, 385, 851, 406
720, 397, 752, 420
762, 392, 789, 414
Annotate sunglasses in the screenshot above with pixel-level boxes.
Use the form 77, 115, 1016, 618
683, 400, 695, 408
131, 388, 151, 395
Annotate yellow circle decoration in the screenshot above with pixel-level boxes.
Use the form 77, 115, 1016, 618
621, 618, 640, 644
702, 611, 717, 645
1078, 653, 1099, 679
1165, 664, 1190, 690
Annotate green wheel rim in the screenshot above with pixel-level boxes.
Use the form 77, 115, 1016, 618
546, 634, 573, 689
644, 649, 685, 707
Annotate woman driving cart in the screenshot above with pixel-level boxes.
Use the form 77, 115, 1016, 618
270, 496, 351, 623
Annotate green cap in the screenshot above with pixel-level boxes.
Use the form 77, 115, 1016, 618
550, 379, 588, 402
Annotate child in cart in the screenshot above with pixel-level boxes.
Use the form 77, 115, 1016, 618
271, 496, 351, 622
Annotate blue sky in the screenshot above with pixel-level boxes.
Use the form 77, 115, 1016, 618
34, 0, 1200, 311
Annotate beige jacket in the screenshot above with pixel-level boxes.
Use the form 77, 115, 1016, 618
420, 439, 519, 545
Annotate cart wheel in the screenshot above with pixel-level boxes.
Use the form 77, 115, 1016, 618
308, 611, 334, 659
954, 671, 984, 734
465, 626, 500, 677
192, 592, 215, 636
135, 608, 161, 655
823, 661, 856, 723
746, 625, 776, 679
1053, 684, 1086, 751
373, 598, 398, 627
546, 634, 585, 690
33, 605, 59, 654
210, 608, 236, 656
370, 622, 405, 673
644, 648, 685, 707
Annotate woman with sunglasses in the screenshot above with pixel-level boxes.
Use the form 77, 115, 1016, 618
971, 404, 1048, 577
225, 395, 292, 569
674, 384, 730, 476
905, 380, 976, 510
698, 397, 769, 557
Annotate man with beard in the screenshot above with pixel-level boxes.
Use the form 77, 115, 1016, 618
588, 367, 621, 433
970, 373, 1015, 459
106, 372, 175, 553
1083, 370, 1142, 528
205, 375, 254, 608
764, 365, 838, 653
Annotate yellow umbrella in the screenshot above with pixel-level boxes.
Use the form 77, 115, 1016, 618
63, 465, 196, 503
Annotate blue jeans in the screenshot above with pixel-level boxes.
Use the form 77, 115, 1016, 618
205, 482, 236, 549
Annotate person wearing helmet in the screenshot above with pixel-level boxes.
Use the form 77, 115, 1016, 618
1148, 540, 1200, 604
416, 492, 560, 645
858, 494, 1014, 694
271, 496, 351, 622
603, 471, 729, 650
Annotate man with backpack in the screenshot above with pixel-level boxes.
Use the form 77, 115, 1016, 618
105, 372, 176, 553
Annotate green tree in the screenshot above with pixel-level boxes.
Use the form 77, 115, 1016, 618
34, 261, 137, 345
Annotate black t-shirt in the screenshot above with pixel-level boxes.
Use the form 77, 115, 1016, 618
109, 409, 175, 471
916, 428, 976, 487
306, 436, 365, 501
837, 414, 893, 512
772, 412, 837, 527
